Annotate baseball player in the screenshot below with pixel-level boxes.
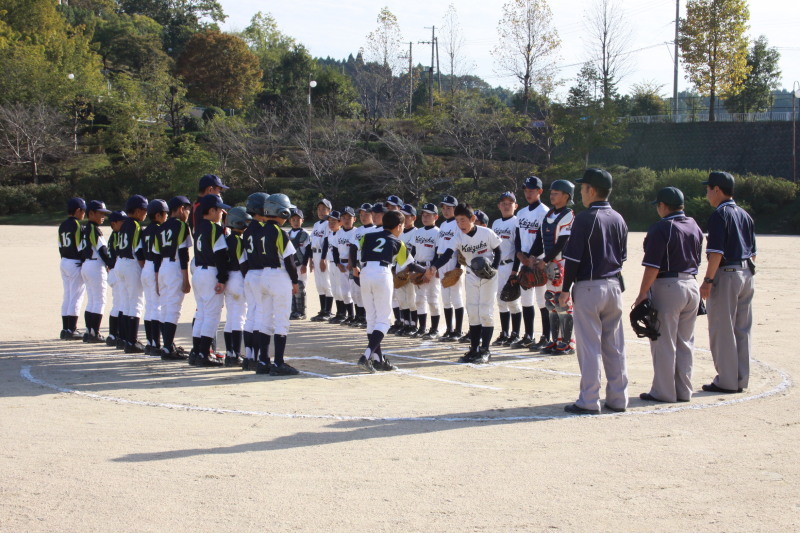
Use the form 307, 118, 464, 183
410, 203, 442, 339
104, 210, 127, 346
528, 180, 576, 355
78, 200, 113, 343
288, 208, 309, 320
560, 168, 628, 415
699, 171, 756, 394
436, 195, 465, 342
189, 194, 230, 367
240, 193, 269, 371
331, 207, 357, 324
513, 176, 551, 350
395, 203, 419, 335
223, 206, 252, 366
426, 203, 502, 363
190, 173, 229, 233
347, 203, 376, 328
152, 196, 193, 360
141, 199, 169, 355
58, 197, 86, 340
635, 186, 703, 403
352, 210, 416, 372
115, 194, 149, 353
490, 192, 522, 347
309, 199, 334, 321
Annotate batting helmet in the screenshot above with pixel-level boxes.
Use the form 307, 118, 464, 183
245, 192, 268, 216
550, 180, 575, 205
263, 193, 293, 219
630, 299, 660, 341
225, 206, 252, 230
469, 255, 496, 280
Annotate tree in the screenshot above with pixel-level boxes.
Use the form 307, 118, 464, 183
679, 0, 750, 121
93, 12, 171, 75
358, 7, 405, 120
378, 128, 432, 201
724, 35, 781, 114
492, 0, 560, 114
176, 30, 261, 109
0, 102, 69, 183
440, 3, 471, 94
628, 81, 669, 116
583, 0, 632, 104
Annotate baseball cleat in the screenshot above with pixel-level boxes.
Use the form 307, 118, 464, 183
457, 333, 470, 344
459, 349, 480, 363
160, 346, 188, 361
564, 403, 600, 415
116, 338, 126, 350
374, 357, 397, 371
200, 354, 225, 367
539, 340, 558, 354
269, 363, 299, 376
529, 336, 550, 351
474, 348, 492, 364
65, 330, 83, 341
187, 349, 199, 366
552, 342, 575, 355
422, 330, 439, 341
60, 329, 69, 340
357, 355, 376, 373
84, 333, 106, 344
502, 333, 519, 347
408, 328, 425, 339
224, 355, 244, 367
241, 358, 256, 371
254, 361, 272, 374
328, 314, 345, 324
124, 342, 145, 354
105, 335, 117, 347
310, 312, 327, 322
510, 335, 533, 349
491, 333, 509, 346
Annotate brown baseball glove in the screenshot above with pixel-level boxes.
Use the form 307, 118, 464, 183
441, 267, 463, 288
457, 250, 467, 266
518, 265, 546, 289
394, 270, 410, 289
409, 271, 427, 286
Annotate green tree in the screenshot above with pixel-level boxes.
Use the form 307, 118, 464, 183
628, 82, 669, 116
176, 30, 261, 109
724, 35, 781, 114
93, 12, 170, 75
679, 0, 750, 121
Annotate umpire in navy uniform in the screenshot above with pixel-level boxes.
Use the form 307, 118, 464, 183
699, 171, 756, 394
559, 168, 628, 415
635, 187, 704, 403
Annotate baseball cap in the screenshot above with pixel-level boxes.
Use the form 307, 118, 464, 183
701, 171, 735, 191
328, 210, 341, 220
371, 202, 385, 214
109, 210, 127, 222
316, 198, 333, 210
576, 168, 613, 189
124, 195, 148, 212
440, 195, 458, 207
400, 204, 417, 216
198, 174, 228, 192
167, 196, 192, 212
147, 199, 169, 217
386, 194, 403, 206
357, 202, 373, 213
342, 206, 356, 217
289, 207, 304, 219
523, 176, 543, 190
67, 197, 86, 213
499, 191, 517, 202
474, 209, 489, 225
199, 194, 231, 212
651, 187, 684, 206
86, 200, 111, 214
420, 203, 438, 215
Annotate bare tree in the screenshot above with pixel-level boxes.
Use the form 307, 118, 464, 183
359, 7, 405, 120
0, 103, 68, 183
378, 129, 433, 202
583, 0, 633, 104
440, 3, 472, 94
492, 0, 560, 114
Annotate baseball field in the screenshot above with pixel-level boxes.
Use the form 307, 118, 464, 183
1, 225, 797, 532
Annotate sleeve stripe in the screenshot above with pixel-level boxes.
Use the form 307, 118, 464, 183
562, 254, 580, 262
706, 248, 724, 254
642, 261, 661, 268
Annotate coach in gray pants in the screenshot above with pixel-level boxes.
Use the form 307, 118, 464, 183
559, 168, 628, 415
635, 187, 704, 403
699, 172, 756, 394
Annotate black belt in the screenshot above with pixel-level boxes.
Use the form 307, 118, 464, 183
500, 259, 514, 265
363, 261, 390, 267
417, 261, 429, 266
85, 257, 97, 261
576, 272, 622, 283
657, 272, 695, 279
722, 259, 748, 267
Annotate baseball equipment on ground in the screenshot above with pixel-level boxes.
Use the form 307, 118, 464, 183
394, 270, 410, 289
263, 193, 292, 218
226, 206, 252, 230
470, 256, 496, 280
457, 250, 467, 266
500, 274, 521, 302
518, 265, 546, 289
546, 261, 563, 282
630, 298, 661, 340
245, 192, 269, 216
441, 267, 463, 288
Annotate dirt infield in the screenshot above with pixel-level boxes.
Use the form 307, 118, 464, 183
1, 226, 798, 532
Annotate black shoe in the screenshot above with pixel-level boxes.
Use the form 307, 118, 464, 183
529, 335, 549, 350
241, 358, 256, 371
502, 333, 519, 347
200, 353, 225, 367
340, 317, 354, 326
84, 333, 105, 344
270, 362, 299, 376
457, 333, 470, 344
82, 332, 90, 343
422, 330, 439, 340
409, 328, 425, 339
539, 340, 558, 354
328, 314, 345, 324
124, 341, 145, 354
66, 329, 83, 341
639, 392, 669, 403
105, 335, 117, 347
459, 349, 480, 363
60, 329, 69, 340
357, 355, 376, 373
438, 331, 453, 342
116, 338, 126, 350
255, 361, 272, 374
357, 319, 367, 329
564, 403, 600, 415
188, 349, 200, 366
552, 342, 575, 355
387, 324, 400, 335
310, 312, 327, 322
161, 346, 189, 361
510, 335, 533, 349
604, 403, 626, 413
491, 333, 508, 346
701, 383, 742, 393
474, 348, 492, 364
289, 312, 301, 320
374, 357, 398, 371
144, 344, 152, 355
442, 331, 460, 343
224, 355, 243, 367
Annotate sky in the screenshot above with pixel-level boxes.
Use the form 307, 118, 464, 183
220, 0, 800, 103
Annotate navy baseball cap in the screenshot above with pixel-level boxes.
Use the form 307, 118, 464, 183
702, 171, 735, 191
440, 195, 458, 207
109, 210, 127, 222
147, 199, 169, 217
421, 203, 438, 215
67, 197, 86, 213
86, 200, 111, 214
124, 195, 148, 212
651, 187, 685, 206
523, 176, 543, 190
289, 207, 304, 218
400, 204, 417, 216
357, 202, 373, 213
198, 174, 228, 192
386, 194, 403, 206
328, 210, 341, 220
499, 191, 517, 202
372, 202, 385, 213
316, 198, 333, 210
576, 168, 613, 189
342, 206, 356, 217
199, 194, 231, 212
167, 196, 192, 212
474, 209, 489, 225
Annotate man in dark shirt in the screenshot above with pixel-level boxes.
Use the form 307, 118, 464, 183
115, 195, 149, 353
190, 174, 229, 233
58, 197, 86, 339
559, 168, 628, 415
635, 187, 704, 403
699, 171, 756, 394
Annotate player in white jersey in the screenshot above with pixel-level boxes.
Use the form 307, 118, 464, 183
490, 191, 523, 346
346, 203, 376, 327
288, 208, 310, 320
393, 204, 419, 336
309, 199, 333, 321
426, 203, 502, 363
410, 203, 442, 339
330, 207, 357, 324
436, 194, 465, 342
512, 176, 551, 349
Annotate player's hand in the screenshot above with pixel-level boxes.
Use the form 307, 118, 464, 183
320, 259, 327, 272
700, 283, 711, 300
534, 260, 546, 272
423, 266, 436, 283
558, 291, 570, 309
634, 292, 648, 307
214, 282, 225, 294
338, 264, 346, 273
300, 265, 307, 275
182, 280, 191, 294
352, 266, 360, 278
292, 282, 299, 295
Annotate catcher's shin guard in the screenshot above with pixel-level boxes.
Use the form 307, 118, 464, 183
548, 310, 560, 343
560, 312, 574, 345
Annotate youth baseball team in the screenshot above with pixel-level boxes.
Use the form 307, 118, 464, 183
57, 168, 756, 413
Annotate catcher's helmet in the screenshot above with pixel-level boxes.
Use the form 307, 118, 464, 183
469, 255, 496, 280
630, 299, 661, 340
263, 193, 293, 219
550, 180, 575, 205
225, 206, 252, 230
245, 192, 268, 216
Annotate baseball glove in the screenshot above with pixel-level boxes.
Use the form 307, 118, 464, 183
441, 267, 463, 288
457, 250, 467, 267
394, 270, 410, 289
409, 271, 427, 286
518, 265, 546, 289
500, 274, 521, 302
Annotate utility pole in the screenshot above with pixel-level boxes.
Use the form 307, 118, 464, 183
435, 37, 441, 93
402, 42, 413, 115
673, 0, 680, 121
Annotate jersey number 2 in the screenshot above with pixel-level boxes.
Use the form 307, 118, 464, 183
372, 238, 386, 253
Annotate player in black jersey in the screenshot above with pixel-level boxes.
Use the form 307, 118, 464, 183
141, 200, 169, 355
115, 195, 148, 353
58, 197, 86, 340
79, 200, 113, 343
105, 210, 127, 346
222, 206, 251, 367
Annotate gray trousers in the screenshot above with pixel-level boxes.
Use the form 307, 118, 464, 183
707, 266, 754, 390
648, 275, 700, 402
573, 278, 628, 411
